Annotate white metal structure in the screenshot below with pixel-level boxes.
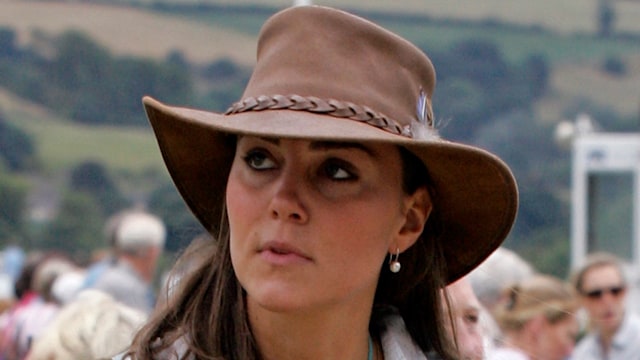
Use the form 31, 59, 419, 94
571, 132, 640, 268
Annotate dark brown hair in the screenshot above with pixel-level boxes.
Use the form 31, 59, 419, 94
126, 146, 455, 359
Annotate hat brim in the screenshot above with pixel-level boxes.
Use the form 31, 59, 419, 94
143, 96, 517, 283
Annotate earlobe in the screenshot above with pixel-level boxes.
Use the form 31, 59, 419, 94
393, 187, 432, 252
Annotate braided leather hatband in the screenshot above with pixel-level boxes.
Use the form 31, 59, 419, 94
225, 94, 414, 138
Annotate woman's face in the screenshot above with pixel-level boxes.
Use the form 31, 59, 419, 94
226, 136, 430, 313
536, 315, 579, 360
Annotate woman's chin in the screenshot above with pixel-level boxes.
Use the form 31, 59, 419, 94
246, 285, 311, 314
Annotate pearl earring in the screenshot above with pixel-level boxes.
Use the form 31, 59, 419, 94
389, 248, 401, 273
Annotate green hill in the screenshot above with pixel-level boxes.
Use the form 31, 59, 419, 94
0, 1, 257, 65
0, 88, 165, 176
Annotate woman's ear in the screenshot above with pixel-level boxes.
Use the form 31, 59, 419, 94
392, 187, 432, 252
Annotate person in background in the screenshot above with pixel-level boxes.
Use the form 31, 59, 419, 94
0, 252, 45, 360
468, 247, 536, 312
92, 210, 166, 315
49, 268, 86, 306
1, 246, 25, 289
570, 252, 640, 360
0, 246, 25, 323
26, 289, 146, 360
489, 274, 579, 360
81, 208, 137, 291
440, 276, 485, 360
467, 247, 536, 355
0, 253, 76, 360
124, 5, 518, 360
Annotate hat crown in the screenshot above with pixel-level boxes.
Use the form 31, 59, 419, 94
239, 6, 436, 129
142, 5, 518, 284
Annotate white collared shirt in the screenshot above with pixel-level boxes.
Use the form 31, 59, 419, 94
571, 312, 640, 360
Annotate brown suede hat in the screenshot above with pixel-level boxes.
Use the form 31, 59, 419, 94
142, 5, 518, 283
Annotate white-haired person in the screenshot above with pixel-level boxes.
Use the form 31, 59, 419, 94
26, 289, 146, 360
124, 5, 518, 360
91, 210, 166, 315
468, 247, 536, 311
467, 247, 536, 353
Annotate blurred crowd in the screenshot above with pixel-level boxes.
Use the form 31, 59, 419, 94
0, 208, 169, 360
449, 248, 640, 360
0, 210, 639, 359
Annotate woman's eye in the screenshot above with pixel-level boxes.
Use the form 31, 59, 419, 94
464, 313, 479, 325
243, 150, 276, 170
323, 161, 356, 180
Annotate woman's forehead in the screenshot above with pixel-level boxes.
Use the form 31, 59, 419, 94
237, 135, 399, 157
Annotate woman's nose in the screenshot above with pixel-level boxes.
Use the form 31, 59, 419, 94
268, 170, 309, 223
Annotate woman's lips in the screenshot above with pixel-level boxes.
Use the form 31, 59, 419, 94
259, 241, 313, 265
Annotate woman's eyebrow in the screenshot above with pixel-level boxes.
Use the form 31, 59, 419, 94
251, 136, 279, 145
308, 141, 375, 156
245, 137, 377, 157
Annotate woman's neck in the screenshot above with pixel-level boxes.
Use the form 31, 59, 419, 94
247, 298, 374, 360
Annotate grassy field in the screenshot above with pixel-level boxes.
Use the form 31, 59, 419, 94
0, 1, 257, 65
375, 21, 640, 64
3, 0, 640, 64
540, 54, 640, 123
150, 0, 640, 34
0, 88, 165, 175
170, 3, 640, 65
2, 0, 640, 65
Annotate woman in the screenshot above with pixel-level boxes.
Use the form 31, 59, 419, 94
489, 275, 579, 360
127, 5, 518, 360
